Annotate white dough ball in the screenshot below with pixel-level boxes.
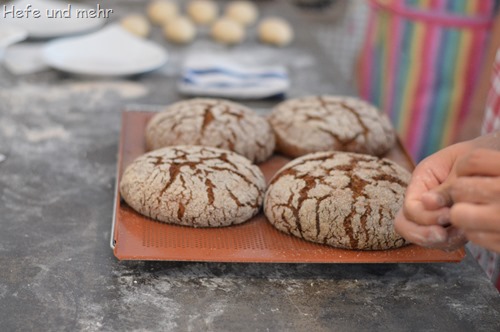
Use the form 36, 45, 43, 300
211, 18, 245, 45
187, 0, 218, 25
258, 17, 294, 47
147, 0, 179, 25
164, 17, 197, 44
225, 1, 258, 26
120, 15, 151, 38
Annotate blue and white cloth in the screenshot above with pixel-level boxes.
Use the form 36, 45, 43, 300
178, 54, 290, 99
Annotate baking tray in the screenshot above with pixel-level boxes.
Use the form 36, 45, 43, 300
111, 111, 465, 263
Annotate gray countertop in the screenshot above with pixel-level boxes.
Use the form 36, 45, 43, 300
1, 1, 499, 331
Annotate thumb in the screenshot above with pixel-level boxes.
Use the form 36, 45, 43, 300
421, 180, 454, 210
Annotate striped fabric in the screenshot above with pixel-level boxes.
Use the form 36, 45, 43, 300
482, 48, 500, 134
359, 0, 499, 161
178, 54, 289, 99
468, 47, 500, 291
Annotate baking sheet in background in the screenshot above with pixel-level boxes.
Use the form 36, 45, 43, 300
111, 111, 465, 263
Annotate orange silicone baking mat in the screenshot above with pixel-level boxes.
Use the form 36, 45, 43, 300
112, 111, 465, 263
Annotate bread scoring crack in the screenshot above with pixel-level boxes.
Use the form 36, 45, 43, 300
145, 99, 275, 163
269, 96, 395, 158
264, 151, 410, 250
120, 146, 266, 228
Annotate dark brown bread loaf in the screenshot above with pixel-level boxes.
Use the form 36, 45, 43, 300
120, 146, 266, 227
145, 98, 275, 163
263, 151, 410, 250
268, 95, 396, 158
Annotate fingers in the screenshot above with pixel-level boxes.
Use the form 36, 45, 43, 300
404, 146, 461, 203
395, 210, 446, 246
406, 156, 454, 199
396, 143, 500, 254
450, 202, 500, 233
426, 176, 500, 208
448, 177, 500, 204
424, 175, 500, 211
421, 148, 500, 209
455, 149, 500, 177
394, 143, 493, 251
394, 210, 467, 250
421, 186, 453, 210
401, 147, 460, 217
403, 199, 451, 226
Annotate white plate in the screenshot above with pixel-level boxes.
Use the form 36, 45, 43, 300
42, 25, 168, 77
1, 0, 106, 39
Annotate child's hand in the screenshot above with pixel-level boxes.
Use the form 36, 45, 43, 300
424, 149, 500, 253
396, 130, 500, 251
394, 142, 471, 251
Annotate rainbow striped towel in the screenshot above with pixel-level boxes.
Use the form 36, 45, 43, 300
178, 54, 289, 99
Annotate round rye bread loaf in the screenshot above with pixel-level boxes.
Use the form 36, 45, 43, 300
268, 95, 396, 158
120, 146, 266, 227
263, 151, 410, 250
145, 98, 275, 163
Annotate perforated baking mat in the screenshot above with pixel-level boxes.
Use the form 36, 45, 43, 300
111, 111, 465, 263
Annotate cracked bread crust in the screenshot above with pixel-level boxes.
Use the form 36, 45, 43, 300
268, 96, 396, 158
145, 98, 275, 163
120, 146, 266, 227
263, 151, 410, 250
